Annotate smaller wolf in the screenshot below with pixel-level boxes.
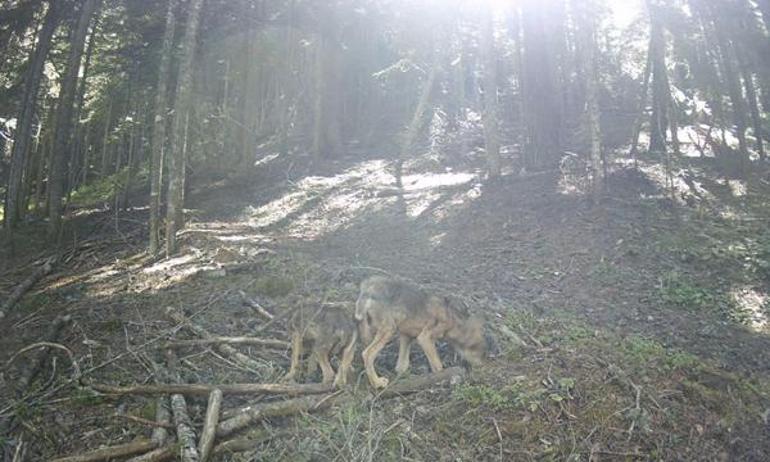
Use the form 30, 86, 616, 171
283, 303, 357, 388
355, 276, 487, 389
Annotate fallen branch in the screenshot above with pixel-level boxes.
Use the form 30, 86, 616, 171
7, 342, 80, 380
123, 432, 284, 462
0, 315, 74, 449
377, 367, 467, 399
151, 396, 171, 446
125, 446, 175, 462
198, 389, 223, 462
216, 392, 344, 437
239, 291, 274, 320
14, 315, 73, 392
164, 336, 289, 350
114, 413, 174, 429
166, 349, 200, 462
0, 257, 55, 319
171, 393, 199, 462
89, 381, 333, 397
166, 307, 264, 371
50, 439, 157, 462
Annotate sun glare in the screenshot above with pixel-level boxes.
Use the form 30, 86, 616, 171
610, 0, 642, 27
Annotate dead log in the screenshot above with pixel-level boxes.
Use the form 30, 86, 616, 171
164, 336, 289, 350
151, 396, 171, 446
50, 439, 157, 462
166, 349, 200, 462
166, 307, 264, 371
377, 367, 466, 399
171, 394, 199, 462
89, 382, 333, 397
198, 389, 223, 462
0, 257, 55, 320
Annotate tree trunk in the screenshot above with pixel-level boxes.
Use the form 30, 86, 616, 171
576, 0, 604, 202
165, 0, 205, 256
739, 61, 765, 161
3, 1, 62, 232
648, 2, 669, 154
239, 28, 260, 166
521, 0, 563, 171
480, 8, 501, 179
396, 40, 441, 188
100, 98, 114, 177
714, 29, 750, 176
35, 102, 56, 215
629, 39, 652, 163
149, 0, 177, 255
311, 6, 344, 162
68, 17, 99, 196
47, 0, 102, 239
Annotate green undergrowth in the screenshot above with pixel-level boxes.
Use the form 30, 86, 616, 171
239, 302, 769, 460
69, 165, 149, 208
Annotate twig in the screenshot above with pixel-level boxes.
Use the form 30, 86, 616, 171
491, 417, 504, 461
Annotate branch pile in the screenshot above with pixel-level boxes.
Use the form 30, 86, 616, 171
46, 305, 467, 461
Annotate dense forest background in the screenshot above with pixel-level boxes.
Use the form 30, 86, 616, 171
1, 0, 768, 248
1, 0, 770, 460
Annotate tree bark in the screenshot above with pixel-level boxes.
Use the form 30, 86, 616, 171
47, 0, 102, 239
3, 1, 62, 232
480, 8, 501, 179
165, 0, 204, 256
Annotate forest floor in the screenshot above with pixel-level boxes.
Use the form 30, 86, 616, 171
1, 148, 770, 461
